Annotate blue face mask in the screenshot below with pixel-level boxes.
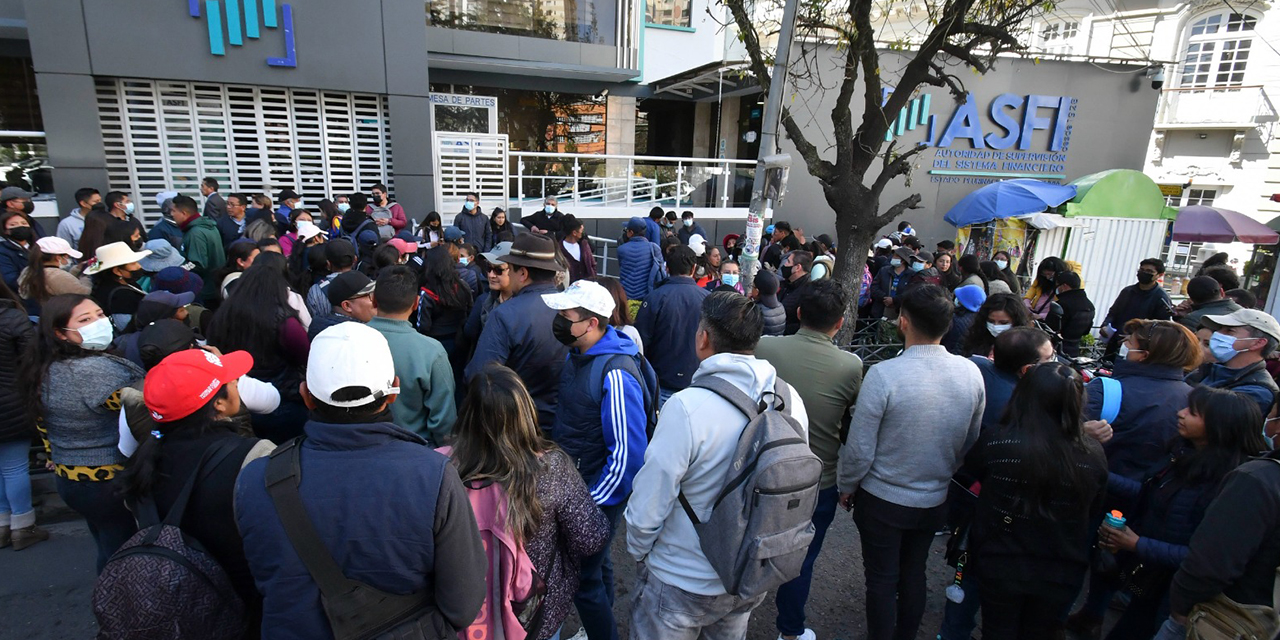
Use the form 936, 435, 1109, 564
459, 256, 470, 266
721, 273, 740, 288
683, 219, 693, 227
1210, 332, 1255, 362
890, 258, 902, 267
995, 259, 1008, 270
464, 201, 476, 211
910, 262, 925, 272
124, 201, 135, 215
337, 203, 350, 213
544, 204, 555, 214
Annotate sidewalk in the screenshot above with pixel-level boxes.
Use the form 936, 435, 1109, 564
0, 520, 98, 640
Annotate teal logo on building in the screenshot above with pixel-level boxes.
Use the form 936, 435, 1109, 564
188, 0, 296, 68
882, 89, 932, 143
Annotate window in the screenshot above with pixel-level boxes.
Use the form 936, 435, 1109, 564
646, 0, 692, 28
1179, 12, 1256, 88
1186, 188, 1216, 206
1043, 23, 1060, 40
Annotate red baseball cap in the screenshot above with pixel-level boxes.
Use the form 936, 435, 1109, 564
144, 349, 254, 423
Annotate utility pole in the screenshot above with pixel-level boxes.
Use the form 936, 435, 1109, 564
739, 0, 800, 293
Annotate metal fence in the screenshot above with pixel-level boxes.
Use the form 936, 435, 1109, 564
837, 318, 1109, 368
588, 235, 619, 278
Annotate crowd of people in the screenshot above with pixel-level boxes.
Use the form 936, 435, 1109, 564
0, 180, 1278, 640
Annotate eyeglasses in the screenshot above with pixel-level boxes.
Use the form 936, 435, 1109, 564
488, 265, 508, 275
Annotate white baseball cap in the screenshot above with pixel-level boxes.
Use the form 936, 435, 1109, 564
1203, 308, 1280, 342
875, 238, 893, 249
296, 220, 323, 243
306, 322, 400, 408
541, 280, 616, 319
688, 233, 708, 257
35, 236, 82, 259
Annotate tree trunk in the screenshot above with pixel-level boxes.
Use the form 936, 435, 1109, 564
830, 193, 879, 345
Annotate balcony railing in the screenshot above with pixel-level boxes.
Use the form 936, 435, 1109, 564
1156, 86, 1276, 129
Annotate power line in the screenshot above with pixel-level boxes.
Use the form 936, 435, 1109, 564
1221, 0, 1280, 57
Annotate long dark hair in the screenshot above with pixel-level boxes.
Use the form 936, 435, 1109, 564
592, 275, 633, 327
19, 294, 98, 420
1174, 386, 1269, 485
418, 211, 443, 237
1036, 256, 1068, 293
490, 209, 510, 234
958, 254, 988, 288
980, 260, 1015, 290
421, 245, 472, 311
213, 241, 260, 287
104, 218, 139, 249
452, 365, 556, 545
22, 241, 61, 304
77, 206, 113, 261
963, 293, 1032, 357
0, 274, 21, 308
998, 362, 1100, 518
993, 250, 1020, 293
120, 385, 229, 498
205, 254, 299, 359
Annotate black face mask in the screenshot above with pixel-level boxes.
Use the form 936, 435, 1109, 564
1137, 272, 1156, 285
780, 264, 794, 281
7, 226, 32, 243
122, 268, 143, 284
21, 201, 33, 215
552, 314, 586, 346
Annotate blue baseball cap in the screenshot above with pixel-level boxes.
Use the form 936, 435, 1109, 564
443, 226, 466, 243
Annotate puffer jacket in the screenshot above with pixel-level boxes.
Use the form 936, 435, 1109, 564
0, 238, 28, 295
0, 298, 33, 443
1084, 359, 1192, 482
1108, 444, 1222, 570
759, 295, 786, 337
617, 237, 664, 300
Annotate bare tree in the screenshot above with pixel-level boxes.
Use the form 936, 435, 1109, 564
721, 0, 1047, 339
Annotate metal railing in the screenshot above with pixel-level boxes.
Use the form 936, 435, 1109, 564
588, 235, 619, 277
1156, 85, 1274, 127
512, 151, 757, 211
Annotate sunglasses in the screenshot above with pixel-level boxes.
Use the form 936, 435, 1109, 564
488, 265, 508, 275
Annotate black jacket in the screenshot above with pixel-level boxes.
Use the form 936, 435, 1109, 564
216, 214, 246, 248
0, 299, 32, 443
780, 278, 805, 335
1104, 283, 1172, 332
1055, 288, 1095, 342
1170, 451, 1280, 616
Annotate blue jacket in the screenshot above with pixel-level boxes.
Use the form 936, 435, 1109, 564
868, 264, 911, 318
234, 420, 486, 639
677, 222, 708, 246
451, 208, 492, 252
635, 276, 709, 391
645, 218, 663, 245
552, 327, 648, 507
1085, 359, 1192, 481
0, 238, 26, 295
465, 282, 569, 430
617, 236, 665, 300
148, 217, 185, 250
1109, 444, 1221, 570
1186, 361, 1279, 418
970, 355, 1018, 431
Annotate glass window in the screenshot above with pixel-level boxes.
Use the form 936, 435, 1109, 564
1062, 22, 1079, 38
647, 0, 692, 27
1180, 11, 1256, 88
1186, 188, 1216, 206
428, 0, 615, 45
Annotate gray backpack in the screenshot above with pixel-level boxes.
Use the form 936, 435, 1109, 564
678, 377, 822, 599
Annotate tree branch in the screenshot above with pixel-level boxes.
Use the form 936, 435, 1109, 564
941, 43, 991, 73
874, 193, 924, 229
871, 143, 928, 199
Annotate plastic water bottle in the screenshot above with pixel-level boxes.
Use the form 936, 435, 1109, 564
1092, 510, 1126, 582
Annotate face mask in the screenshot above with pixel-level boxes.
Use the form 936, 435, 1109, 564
544, 204, 555, 214
780, 264, 794, 281
910, 262, 925, 272
683, 219, 693, 227
8, 226, 32, 242
721, 273, 740, 288
294, 199, 304, 208
123, 268, 142, 284
69, 317, 114, 351
1118, 343, 1145, 360
1210, 332, 1252, 362
1137, 272, 1156, 285
124, 202, 135, 215
987, 322, 1012, 337
337, 203, 350, 213
552, 314, 587, 346
21, 201, 33, 215
995, 260, 1008, 270
890, 258, 902, 267
459, 256, 470, 266
464, 201, 476, 211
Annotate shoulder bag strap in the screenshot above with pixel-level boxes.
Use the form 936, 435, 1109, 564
264, 437, 358, 601
679, 377, 764, 526
162, 437, 242, 528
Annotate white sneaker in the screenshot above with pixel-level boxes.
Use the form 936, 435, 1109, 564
567, 629, 589, 640
777, 630, 816, 640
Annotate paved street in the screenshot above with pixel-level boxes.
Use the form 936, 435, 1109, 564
0, 512, 960, 640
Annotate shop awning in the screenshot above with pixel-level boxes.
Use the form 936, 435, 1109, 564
1017, 212, 1085, 229
1062, 169, 1178, 220
650, 61, 757, 99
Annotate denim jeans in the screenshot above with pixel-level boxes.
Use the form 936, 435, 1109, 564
0, 439, 34, 528
55, 475, 137, 573
1151, 616, 1187, 640
938, 574, 981, 640
575, 501, 625, 640
629, 562, 766, 640
852, 489, 947, 640
774, 486, 839, 636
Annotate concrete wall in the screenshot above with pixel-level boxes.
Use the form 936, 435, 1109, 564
640, 0, 727, 84
775, 48, 1159, 245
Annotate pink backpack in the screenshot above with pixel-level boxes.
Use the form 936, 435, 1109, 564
437, 448, 547, 640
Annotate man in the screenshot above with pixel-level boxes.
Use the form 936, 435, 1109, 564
837, 284, 984, 640
1054, 271, 1096, 357
200, 177, 226, 219
627, 292, 809, 639
971, 327, 1054, 431
871, 238, 894, 275
216, 192, 250, 247
451, 189, 491, 251
905, 251, 940, 290
168, 195, 225, 303
443, 226, 466, 247
1226, 287, 1258, 309
1186, 308, 1280, 416
306, 239, 357, 319
234, 322, 486, 639
1177, 275, 1241, 332
56, 187, 101, 249
309, 270, 376, 340
778, 250, 812, 335
369, 265, 457, 445
645, 206, 664, 245
525, 195, 564, 238
755, 280, 862, 640
617, 217, 665, 301
635, 245, 710, 405
869, 247, 913, 319
275, 188, 302, 232
935, 239, 955, 257
148, 191, 184, 250
663, 210, 679, 236
1, 186, 45, 238
762, 221, 793, 270
1101, 258, 1173, 354
369, 183, 408, 233
887, 220, 915, 246
544, 280, 652, 640
465, 233, 570, 431
103, 190, 146, 241
677, 211, 708, 246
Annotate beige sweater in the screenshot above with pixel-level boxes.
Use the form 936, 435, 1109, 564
19, 266, 91, 300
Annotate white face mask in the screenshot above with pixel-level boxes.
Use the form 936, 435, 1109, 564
124, 202, 135, 215
986, 322, 1012, 337
337, 203, 350, 213
544, 204, 555, 214
995, 259, 1008, 270
69, 317, 114, 351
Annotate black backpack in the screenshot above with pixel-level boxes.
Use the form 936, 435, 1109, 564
93, 439, 247, 640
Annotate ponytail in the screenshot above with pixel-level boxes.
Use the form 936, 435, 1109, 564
119, 386, 228, 499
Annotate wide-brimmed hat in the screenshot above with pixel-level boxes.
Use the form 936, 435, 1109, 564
85, 242, 152, 275
139, 239, 188, 272
498, 234, 560, 272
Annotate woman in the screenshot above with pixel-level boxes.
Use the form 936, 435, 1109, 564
957, 254, 988, 292
1082, 319, 1200, 482
980, 260, 1013, 295
1072, 386, 1267, 640
76, 205, 114, 265
0, 278, 42, 550
0, 211, 34, 295
490, 208, 515, 244
217, 242, 261, 300
20, 236, 90, 307
967, 362, 1107, 640
86, 241, 151, 331
593, 275, 644, 351
246, 194, 273, 225
963, 293, 1032, 359
559, 214, 596, 284
419, 211, 445, 248
935, 252, 961, 290
1025, 257, 1069, 320
20, 295, 144, 570
712, 260, 744, 295
243, 217, 276, 243
121, 348, 273, 636
205, 257, 309, 444
696, 246, 724, 288
277, 208, 314, 257
993, 250, 1021, 295
449, 365, 610, 640
104, 217, 144, 252
417, 245, 473, 360
722, 233, 742, 262
1195, 252, 1230, 277
315, 198, 343, 239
